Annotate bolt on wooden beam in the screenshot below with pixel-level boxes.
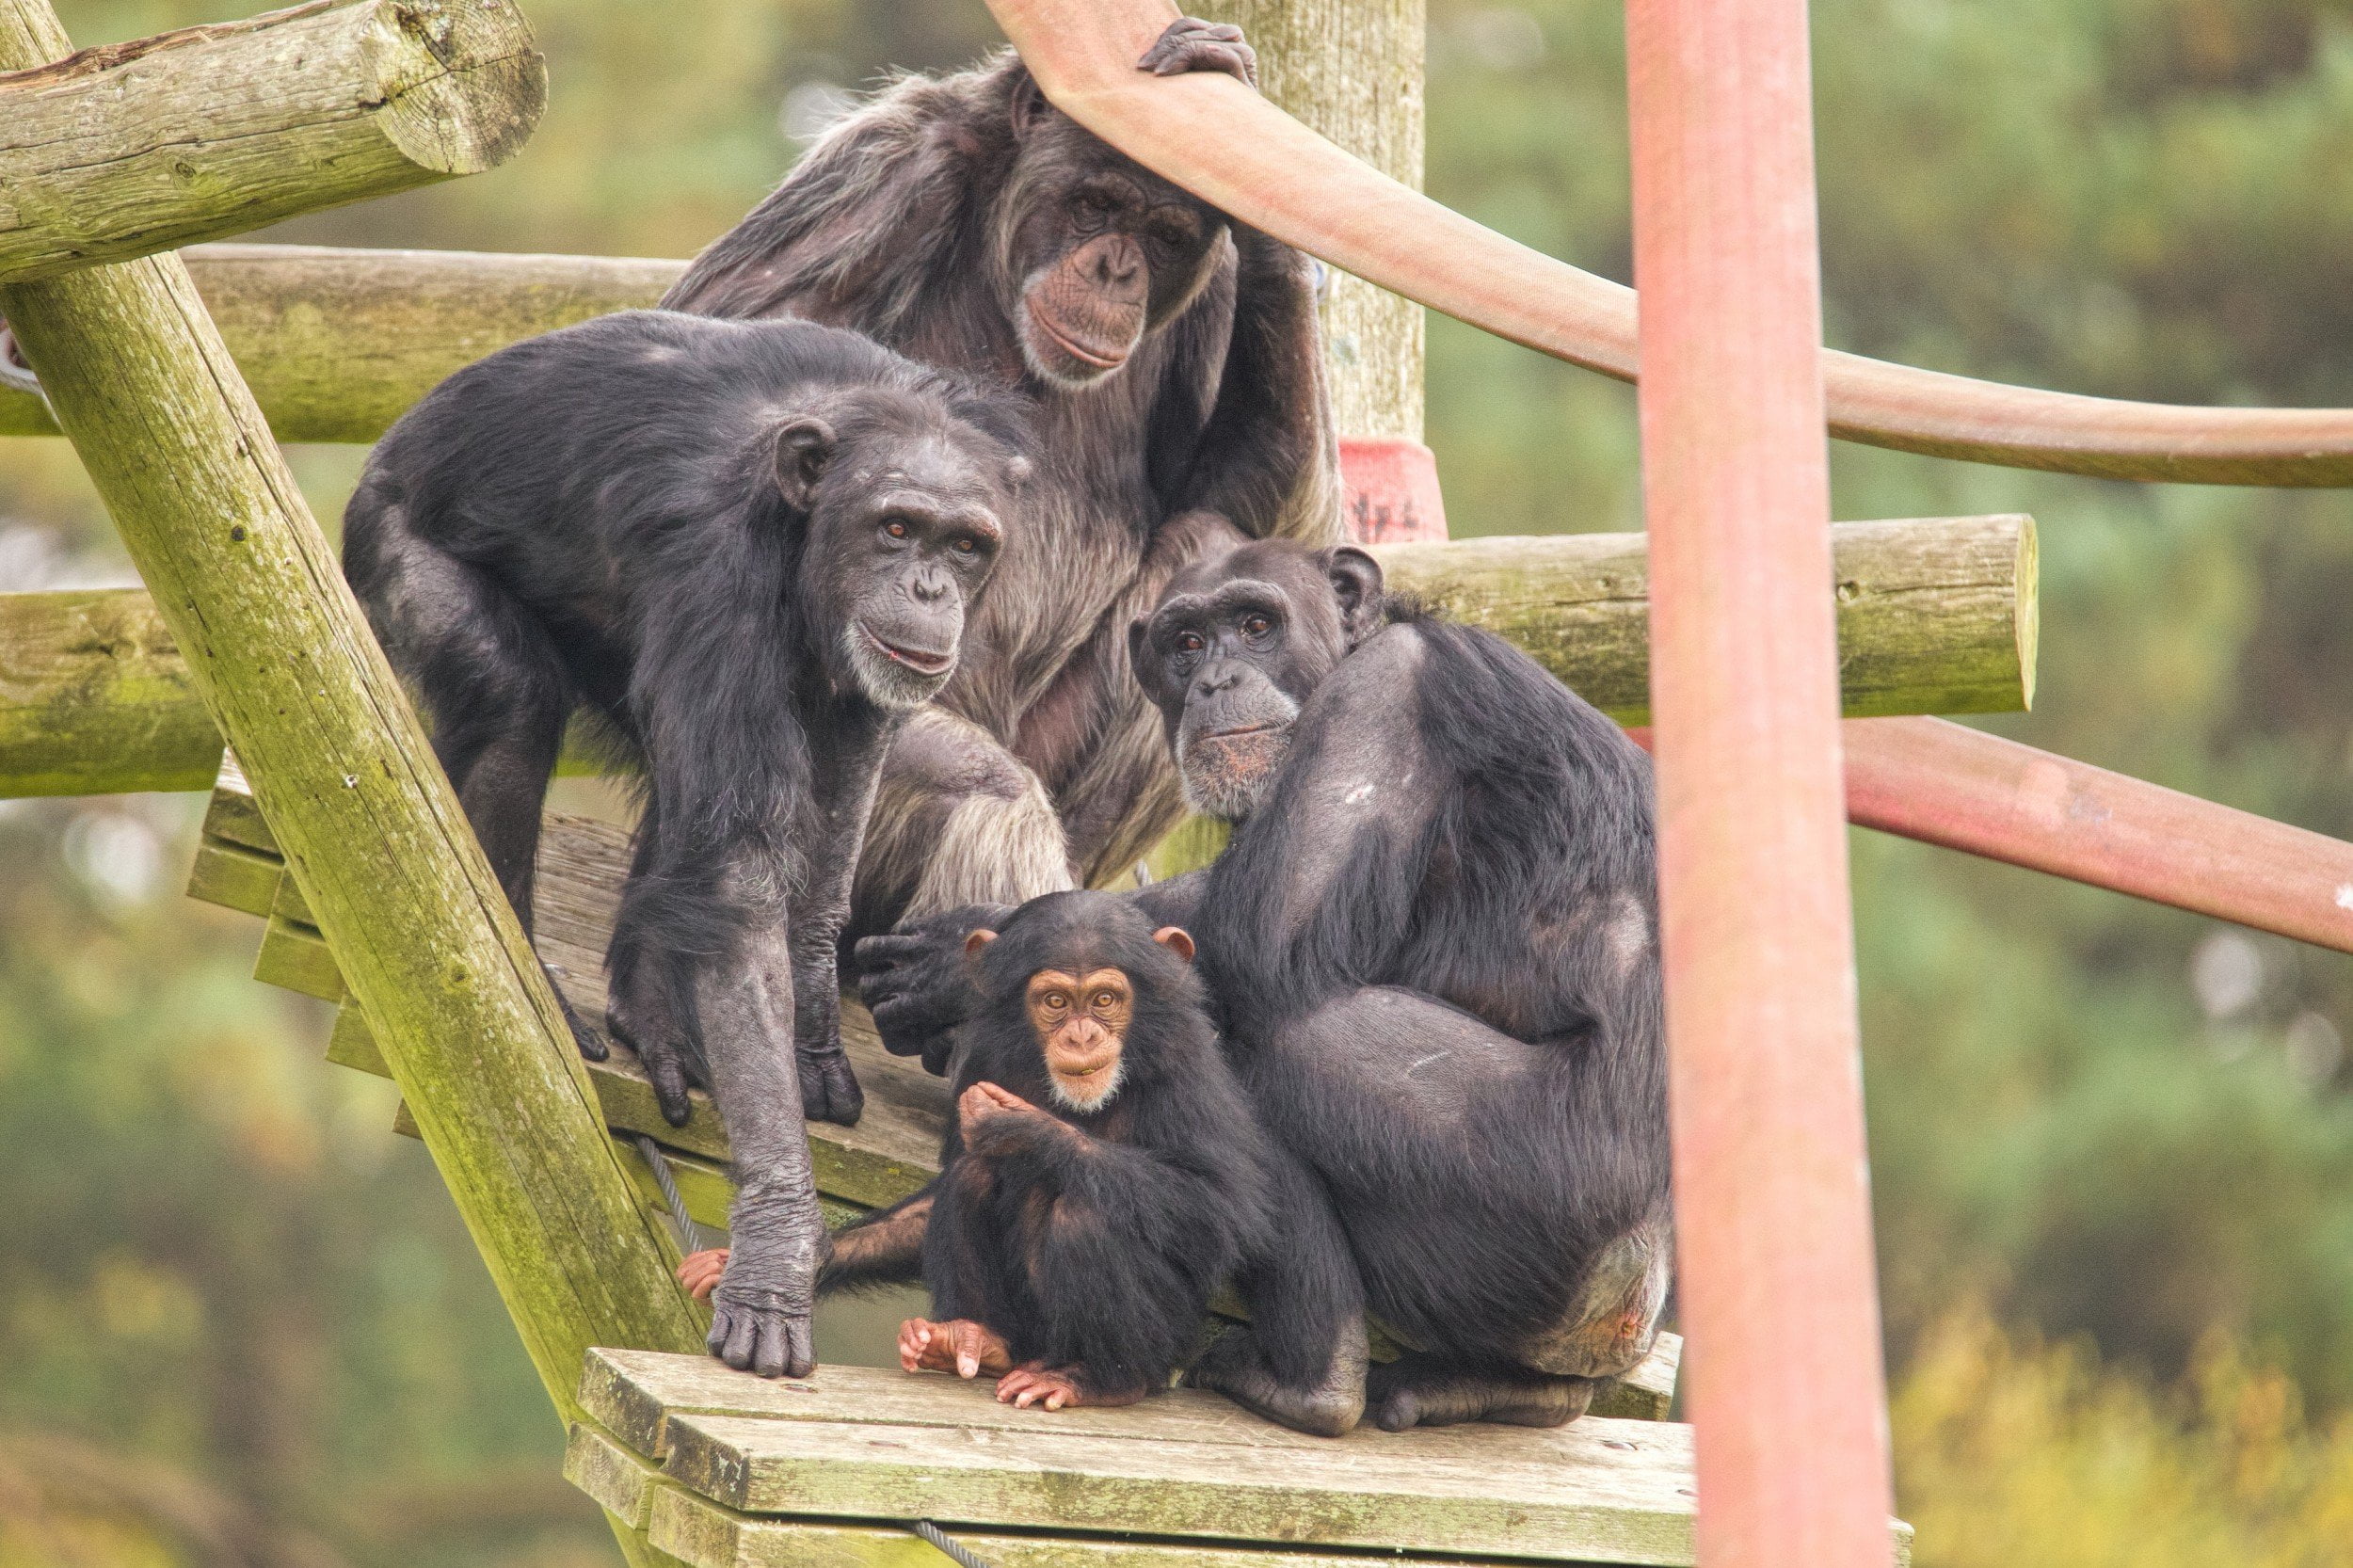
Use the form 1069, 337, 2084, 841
0, 0, 545, 287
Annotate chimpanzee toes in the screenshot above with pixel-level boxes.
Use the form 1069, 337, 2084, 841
1139, 19, 1257, 85
644, 1055, 694, 1127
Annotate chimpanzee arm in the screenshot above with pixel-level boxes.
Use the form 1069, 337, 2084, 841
784, 715, 894, 1127
1164, 223, 1339, 547
854, 872, 1211, 1070
820, 1186, 935, 1293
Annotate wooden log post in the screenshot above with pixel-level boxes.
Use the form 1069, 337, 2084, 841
0, 1, 545, 287
3, 515, 2035, 797
0, 0, 701, 1515
0, 246, 683, 440
1194, 0, 1425, 443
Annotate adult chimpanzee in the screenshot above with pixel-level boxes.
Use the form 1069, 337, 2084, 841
858, 539, 1673, 1434
687, 890, 1277, 1410
662, 18, 1339, 1063
344, 310, 1029, 1380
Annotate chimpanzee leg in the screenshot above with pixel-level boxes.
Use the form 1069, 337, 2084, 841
1367, 1356, 1596, 1431
785, 721, 894, 1127
348, 519, 603, 1058
1185, 1153, 1368, 1436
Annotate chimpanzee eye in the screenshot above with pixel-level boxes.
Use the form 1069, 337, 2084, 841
953, 536, 977, 554
1241, 614, 1273, 637
1043, 993, 1068, 1011
1176, 631, 1206, 653
1092, 990, 1118, 1009
883, 520, 909, 539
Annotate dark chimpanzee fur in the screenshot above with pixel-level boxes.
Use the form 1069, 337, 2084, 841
662, 19, 1339, 968
859, 539, 1672, 1435
343, 310, 1030, 1380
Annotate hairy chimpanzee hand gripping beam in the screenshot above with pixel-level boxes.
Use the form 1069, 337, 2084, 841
663, 18, 1337, 948
862, 539, 1670, 1434
344, 311, 1030, 1377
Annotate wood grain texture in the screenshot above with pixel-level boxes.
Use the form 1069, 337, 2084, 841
0, 2, 544, 286
5, 515, 2033, 798
1194, 0, 1423, 441
644, 1483, 1601, 1568
0, 245, 683, 440
0, 0, 700, 1443
659, 1409, 1699, 1560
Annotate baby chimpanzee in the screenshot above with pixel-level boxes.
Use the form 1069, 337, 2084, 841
345, 310, 1029, 1379
682, 891, 1273, 1408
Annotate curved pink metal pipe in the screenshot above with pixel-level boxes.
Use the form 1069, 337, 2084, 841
1624, 720, 2353, 954
988, 0, 2353, 488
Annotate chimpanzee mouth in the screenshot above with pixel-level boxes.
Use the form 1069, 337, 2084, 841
1027, 298, 1134, 372
862, 626, 954, 676
1201, 723, 1277, 741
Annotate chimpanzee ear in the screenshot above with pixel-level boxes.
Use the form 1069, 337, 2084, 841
1126, 616, 1150, 672
1151, 926, 1195, 964
1008, 72, 1050, 137
1322, 546, 1385, 645
964, 928, 999, 960
773, 415, 838, 511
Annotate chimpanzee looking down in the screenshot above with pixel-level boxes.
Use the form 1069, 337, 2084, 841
684, 890, 1277, 1411
343, 311, 1029, 1380
859, 539, 1673, 1433
662, 18, 1339, 1127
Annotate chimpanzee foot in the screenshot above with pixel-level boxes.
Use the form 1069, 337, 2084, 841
1368, 1355, 1595, 1431
1186, 1326, 1365, 1437
550, 977, 609, 1062
1139, 18, 1257, 86
997, 1364, 1146, 1411
608, 1010, 696, 1127
797, 1043, 865, 1126
898, 1317, 1012, 1379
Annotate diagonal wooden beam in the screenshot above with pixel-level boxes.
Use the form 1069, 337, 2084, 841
0, 3, 700, 1523
0, 0, 544, 287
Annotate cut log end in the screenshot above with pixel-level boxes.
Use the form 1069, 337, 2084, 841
366, 0, 548, 176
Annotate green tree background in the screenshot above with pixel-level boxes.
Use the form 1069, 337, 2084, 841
3, 1, 2352, 1563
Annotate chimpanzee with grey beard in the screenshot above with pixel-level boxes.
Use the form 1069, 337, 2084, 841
663, 21, 1340, 1127
343, 310, 1029, 1379
679, 891, 1278, 1412
858, 539, 1672, 1435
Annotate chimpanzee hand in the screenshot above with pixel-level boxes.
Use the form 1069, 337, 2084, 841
958, 1080, 1067, 1157
1139, 18, 1257, 87
707, 1187, 825, 1379
678, 1247, 728, 1302
796, 1034, 865, 1128
854, 903, 1009, 1074
606, 991, 700, 1128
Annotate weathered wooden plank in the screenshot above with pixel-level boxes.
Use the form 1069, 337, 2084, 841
647, 1485, 1579, 1568
567, 1419, 666, 1533
253, 913, 343, 1001
1375, 514, 2035, 723
662, 1410, 1699, 1563
1593, 1330, 1678, 1421
0, 245, 682, 440
1, 518, 2031, 797
0, 3, 700, 1487
581, 1350, 1684, 1466
184, 837, 280, 917
0, 3, 544, 288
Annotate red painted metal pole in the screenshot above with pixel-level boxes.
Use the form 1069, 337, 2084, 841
1625, 1, 1895, 1564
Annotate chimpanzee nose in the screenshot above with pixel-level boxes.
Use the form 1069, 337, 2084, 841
1096, 236, 1144, 288
910, 571, 949, 605
1195, 662, 1238, 695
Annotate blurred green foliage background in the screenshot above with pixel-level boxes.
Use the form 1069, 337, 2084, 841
3, 0, 2352, 1562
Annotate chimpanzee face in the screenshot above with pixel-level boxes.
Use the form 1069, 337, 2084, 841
1129, 540, 1385, 821
779, 395, 1024, 709
965, 899, 1196, 1112
997, 110, 1229, 391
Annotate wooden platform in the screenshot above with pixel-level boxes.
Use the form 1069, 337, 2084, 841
564, 1350, 1857, 1568
184, 756, 1680, 1419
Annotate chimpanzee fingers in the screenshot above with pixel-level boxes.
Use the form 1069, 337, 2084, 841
645, 1047, 695, 1127
796, 1046, 865, 1127
1139, 18, 1257, 86
678, 1248, 729, 1303
552, 987, 610, 1062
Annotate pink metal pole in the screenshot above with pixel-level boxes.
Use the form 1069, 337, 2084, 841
1624, 2, 1895, 1564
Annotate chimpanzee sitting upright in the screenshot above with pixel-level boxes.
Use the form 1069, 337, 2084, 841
344, 310, 1030, 1380
860, 539, 1671, 1433
683, 891, 1274, 1411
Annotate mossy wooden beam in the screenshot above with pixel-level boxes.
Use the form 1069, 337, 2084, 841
0, 2, 544, 288
0, 0, 699, 1466
0, 246, 682, 440
2, 516, 2032, 795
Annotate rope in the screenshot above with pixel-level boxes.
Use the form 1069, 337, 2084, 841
631, 1133, 715, 1256
912, 1520, 994, 1568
